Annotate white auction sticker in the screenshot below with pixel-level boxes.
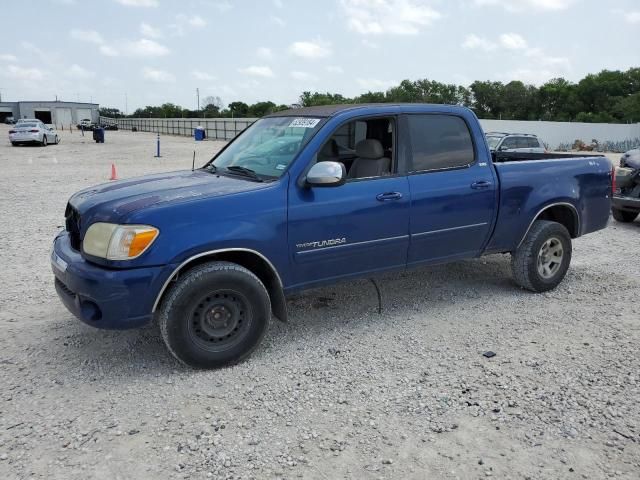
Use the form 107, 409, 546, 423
288, 118, 321, 128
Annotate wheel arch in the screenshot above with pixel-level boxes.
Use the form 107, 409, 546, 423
152, 248, 287, 322
517, 202, 580, 249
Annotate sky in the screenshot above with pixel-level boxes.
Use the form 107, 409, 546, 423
0, 0, 638, 112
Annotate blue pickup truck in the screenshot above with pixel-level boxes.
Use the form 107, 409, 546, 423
51, 104, 613, 368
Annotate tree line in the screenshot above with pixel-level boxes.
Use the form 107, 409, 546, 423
99, 68, 640, 123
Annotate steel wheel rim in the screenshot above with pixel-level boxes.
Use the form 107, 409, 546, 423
537, 237, 563, 279
187, 290, 252, 351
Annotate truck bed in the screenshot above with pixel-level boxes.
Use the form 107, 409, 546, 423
484, 154, 612, 254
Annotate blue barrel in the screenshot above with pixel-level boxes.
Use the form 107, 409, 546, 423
194, 127, 205, 141
93, 127, 105, 143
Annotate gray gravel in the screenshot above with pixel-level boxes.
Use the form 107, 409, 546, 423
0, 126, 639, 479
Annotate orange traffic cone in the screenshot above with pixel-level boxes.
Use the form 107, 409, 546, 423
109, 163, 118, 181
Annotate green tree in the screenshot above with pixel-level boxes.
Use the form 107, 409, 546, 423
98, 107, 123, 118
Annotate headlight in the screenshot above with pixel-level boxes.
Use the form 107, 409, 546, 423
83, 223, 159, 260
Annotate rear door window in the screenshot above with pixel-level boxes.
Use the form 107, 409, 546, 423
515, 137, 529, 149
501, 137, 518, 149
407, 115, 475, 172
527, 137, 541, 148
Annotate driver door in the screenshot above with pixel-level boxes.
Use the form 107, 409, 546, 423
286, 116, 410, 289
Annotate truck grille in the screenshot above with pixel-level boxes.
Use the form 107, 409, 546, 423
65, 204, 81, 250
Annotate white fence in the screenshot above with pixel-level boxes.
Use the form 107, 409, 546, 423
103, 116, 640, 151
479, 119, 640, 151
108, 117, 258, 140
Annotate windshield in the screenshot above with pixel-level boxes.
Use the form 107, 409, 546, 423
486, 135, 502, 150
210, 116, 323, 179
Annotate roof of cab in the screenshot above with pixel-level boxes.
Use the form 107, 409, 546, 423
266, 103, 468, 118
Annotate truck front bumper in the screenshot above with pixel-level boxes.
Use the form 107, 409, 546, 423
51, 231, 175, 330
612, 194, 640, 212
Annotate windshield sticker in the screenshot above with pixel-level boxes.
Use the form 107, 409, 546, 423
288, 118, 320, 129
275, 164, 287, 170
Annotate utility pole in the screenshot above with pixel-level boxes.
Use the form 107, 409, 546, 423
196, 88, 200, 112
125, 93, 128, 116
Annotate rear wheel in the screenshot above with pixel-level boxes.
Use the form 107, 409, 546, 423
158, 261, 271, 369
611, 208, 638, 223
11, 142, 17, 146
41, 135, 48, 146
511, 220, 572, 292
54, 135, 60, 145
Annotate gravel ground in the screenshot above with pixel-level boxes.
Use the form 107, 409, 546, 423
0, 125, 638, 480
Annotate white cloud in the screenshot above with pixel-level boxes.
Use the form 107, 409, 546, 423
192, 70, 216, 81
625, 11, 640, 23
100, 45, 119, 57
239, 65, 275, 78
211, 1, 232, 12
473, 0, 575, 12
115, 0, 158, 6
462, 34, 497, 51
4, 65, 44, 81
142, 67, 175, 82
140, 22, 162, 38
69, 29, 104, 44
270, 15, 286, 26
357, 78, 397, 91
288, 40, 332, 59
361, 39, 379, 49
0, 53, 17, 62
273, 0, 283, 7
171, 14, 207, 36
499, 33, 527, 50
341, 0, 441, 35
327, 65, 344, 74
525, 47, 569, 69
290, 71, 317, 81
124, 38, 170, 56
257, 47, 273, 60
188, 15, 207, 27
67, 64, 95, 79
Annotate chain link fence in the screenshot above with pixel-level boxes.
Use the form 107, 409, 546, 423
100, 117, 257, 140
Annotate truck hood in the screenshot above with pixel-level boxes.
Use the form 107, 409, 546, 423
68, 169, 270, 219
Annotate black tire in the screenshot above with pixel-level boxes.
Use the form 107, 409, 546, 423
158, 261, 271, 369
11, 142, 17, 146
611, 208, 638, 223
41, 135, 48, 146
54, 135, 60, 145
511, 220, 572, 292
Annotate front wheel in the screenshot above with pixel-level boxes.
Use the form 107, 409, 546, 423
158, 261, 271, 369
511, 220, 572, 292
612, 208, 638, 223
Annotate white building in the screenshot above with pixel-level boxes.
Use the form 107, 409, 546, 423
0, 101, 99, 127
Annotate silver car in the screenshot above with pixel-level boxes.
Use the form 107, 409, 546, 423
9, 120, 59, 146
486, 132, 546, 153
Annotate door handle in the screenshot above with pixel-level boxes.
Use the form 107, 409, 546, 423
471, 180, 492, 189
376, 192, 403, 201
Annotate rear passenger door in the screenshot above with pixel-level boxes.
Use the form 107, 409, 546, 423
402, 114, 497, 265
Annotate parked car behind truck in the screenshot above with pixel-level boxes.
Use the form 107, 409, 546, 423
486, 132, 546, 153
51, 104, 613, 369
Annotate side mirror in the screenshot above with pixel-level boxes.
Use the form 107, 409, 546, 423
306, 161, 346, 187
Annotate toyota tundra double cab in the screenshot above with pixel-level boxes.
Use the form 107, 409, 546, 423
51, 104, 613, 369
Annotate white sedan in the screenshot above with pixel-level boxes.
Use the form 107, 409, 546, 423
9, 120, 59, 146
